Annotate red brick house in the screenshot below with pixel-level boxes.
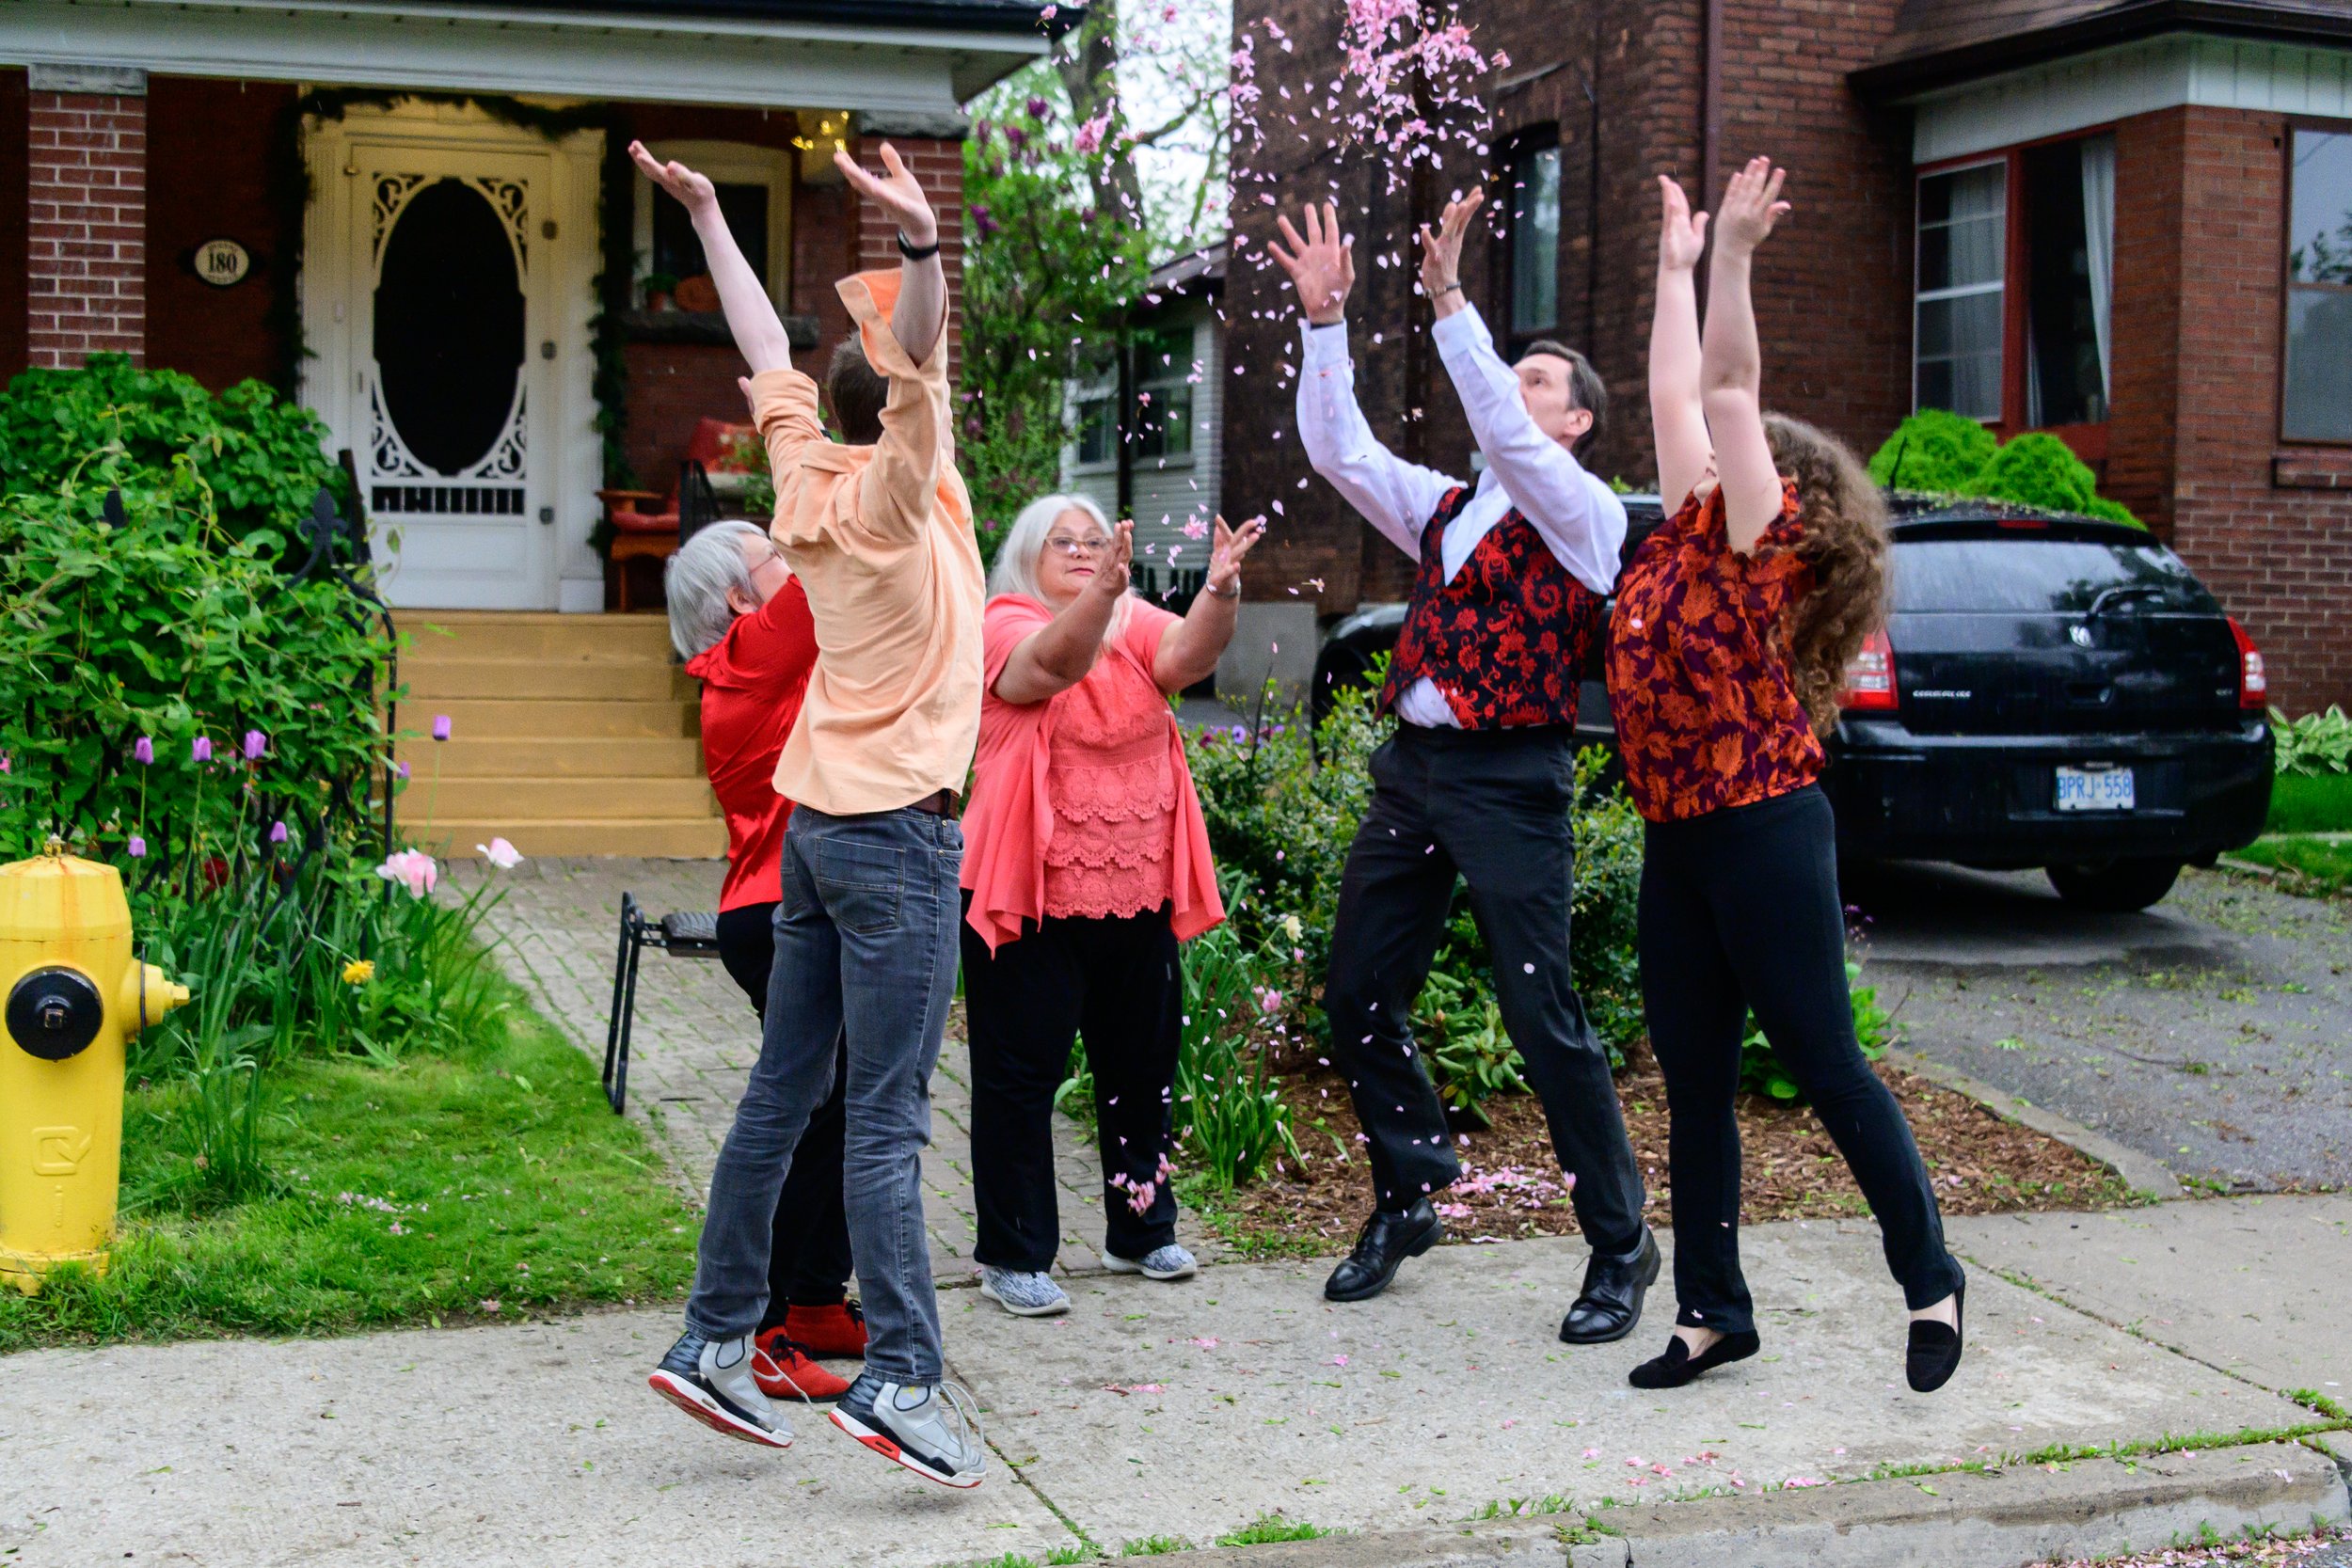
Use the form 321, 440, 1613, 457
0, 0, 1047, 854
1221, 0, 2352, 714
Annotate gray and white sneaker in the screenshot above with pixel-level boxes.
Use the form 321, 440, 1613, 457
1104, 1243, 1198, 1281
978, 1266, 1070, 1317
830, 1371, 987, 1489
647, 1329, 793, 1448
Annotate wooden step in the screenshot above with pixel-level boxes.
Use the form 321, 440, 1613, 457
421, 816, 728, 859
421, 697, 699, 740
402, 657, 692, 703
421, 775, 719, 822
391, 736, 706, 779
404, 611, 675, 661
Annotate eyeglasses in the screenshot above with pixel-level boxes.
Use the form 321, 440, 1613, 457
1044, 535, 1112, 559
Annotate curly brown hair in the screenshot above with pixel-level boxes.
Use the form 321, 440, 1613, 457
1763, 412, 1889, 736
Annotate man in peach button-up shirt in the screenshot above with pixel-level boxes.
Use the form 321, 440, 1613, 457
631, 138, 986, 1491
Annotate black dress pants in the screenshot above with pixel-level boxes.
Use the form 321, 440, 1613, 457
714, 901, 855, 1322
1639, 784, 1964, 1335
1323, 723, 1645, 1255
961, 899, 1183, 1273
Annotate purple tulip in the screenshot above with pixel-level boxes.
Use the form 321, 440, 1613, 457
128, 835, 146, 859
243, 730, 266, 760
391, 761, 410, 781
133, 736, 154, 766
269, 819, 289, 845
1025, 95, 1050, 120
192, 736, 214, 763
432, 715, 453, 741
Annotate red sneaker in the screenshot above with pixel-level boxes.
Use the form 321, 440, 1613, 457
784, 1301, 869, 1359
752, 1330, 851, 1402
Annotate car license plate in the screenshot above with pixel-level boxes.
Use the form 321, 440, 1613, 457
2055, 765, 2135, 812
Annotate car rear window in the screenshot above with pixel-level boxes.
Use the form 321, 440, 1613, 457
1891, 537, 2218, 615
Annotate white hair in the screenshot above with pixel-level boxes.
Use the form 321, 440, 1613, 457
987, 493, 1129, 638
664, 520, 770, 659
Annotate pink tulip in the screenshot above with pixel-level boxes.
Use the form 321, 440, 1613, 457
374, 847, 438, 898
475, 836, 523, 869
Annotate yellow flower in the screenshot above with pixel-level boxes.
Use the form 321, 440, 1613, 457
342, 958, 376, 986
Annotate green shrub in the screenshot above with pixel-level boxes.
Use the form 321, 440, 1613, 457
0, 355, 349, 545
1868, 408, 1997, 493
1738, 962, 1893, 1103
1169, 909, 1303, 1190
1964, 432, 2141, 527
2272, 705, 2352, 778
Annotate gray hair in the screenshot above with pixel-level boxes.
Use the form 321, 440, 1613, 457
664, 520, 770, 659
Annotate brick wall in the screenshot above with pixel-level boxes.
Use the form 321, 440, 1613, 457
853, 134, 965, 383
27, 88, 146, 368
146, 77, 294, 390
2104, 107, 2187, 537
0, 70, 27, 383
2159, 106, 2352, 714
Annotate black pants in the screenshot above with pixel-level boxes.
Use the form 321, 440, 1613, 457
961, 898, 1182, 1273
1640, 784, 1964, 1335
1323, 724, 1645, 1255
714, 901, 854, 1323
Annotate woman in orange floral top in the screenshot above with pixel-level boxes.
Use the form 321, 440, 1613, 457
1609, 160, 1965, 1394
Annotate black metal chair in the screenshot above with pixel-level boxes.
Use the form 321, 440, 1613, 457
602, 893, 724, 1113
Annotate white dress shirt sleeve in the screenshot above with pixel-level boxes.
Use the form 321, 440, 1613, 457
1295, 319, 1462, 562
1431, 303, 1627, 594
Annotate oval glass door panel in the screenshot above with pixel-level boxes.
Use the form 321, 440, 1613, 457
373, 178, 525, 475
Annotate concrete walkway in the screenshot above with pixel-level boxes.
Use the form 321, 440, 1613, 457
0, 1201, 2342, 1566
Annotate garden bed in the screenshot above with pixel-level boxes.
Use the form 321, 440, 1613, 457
1193, 1047, 2134, 1258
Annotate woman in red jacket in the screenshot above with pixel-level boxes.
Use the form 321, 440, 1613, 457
666, 520, 867, 1401
1610, 162, 1964, 1393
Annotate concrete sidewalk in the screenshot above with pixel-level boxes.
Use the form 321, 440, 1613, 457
2, 1199, 2344, 1567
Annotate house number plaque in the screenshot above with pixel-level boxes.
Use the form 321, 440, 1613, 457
193, 238, 251, 288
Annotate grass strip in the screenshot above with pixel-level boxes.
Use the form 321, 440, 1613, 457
2232, 835, 2352, 896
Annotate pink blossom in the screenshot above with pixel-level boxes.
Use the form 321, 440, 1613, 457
243, 730, 266, 760
1258, 990, 1282, 1014
1074, 111, 1111, 154
375, 847, 438, 898
191, 736, 213, 763
475, 836, 523, 869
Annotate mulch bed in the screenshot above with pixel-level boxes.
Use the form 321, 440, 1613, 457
1209, 1040, 2133, 1254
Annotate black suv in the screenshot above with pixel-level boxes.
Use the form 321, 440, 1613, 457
1310, 495, 2274, 911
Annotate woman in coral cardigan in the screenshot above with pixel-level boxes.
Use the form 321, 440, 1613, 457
959, 495, 1263, 1317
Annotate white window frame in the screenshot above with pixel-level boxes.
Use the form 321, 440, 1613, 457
631, 139, 793, 312
1913, 155, 2008, 423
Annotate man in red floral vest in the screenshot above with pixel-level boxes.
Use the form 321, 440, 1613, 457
1271, 190, 1657, 1344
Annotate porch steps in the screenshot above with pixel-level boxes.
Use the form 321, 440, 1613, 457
393, 610, 724, 860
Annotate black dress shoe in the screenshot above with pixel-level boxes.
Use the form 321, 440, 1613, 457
1558, 1225, 1661, 1345
1324, 1199, 1444, 1303
1906, 1275, 1965, 1393
1629, 1329, 1761, 1389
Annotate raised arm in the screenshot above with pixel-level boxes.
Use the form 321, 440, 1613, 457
993, 522, 1136, 705
1154, 515, 1266, 690
629, 142, 793, 373
1700, 157, 1791, 555
834, 143, 946, 366
1650, 175, 1714, 513
1273, 199, 1457, 558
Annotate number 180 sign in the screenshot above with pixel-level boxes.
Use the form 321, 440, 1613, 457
193, 238, 251, 288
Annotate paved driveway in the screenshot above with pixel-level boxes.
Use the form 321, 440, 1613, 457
1850, 863, 2350, 1193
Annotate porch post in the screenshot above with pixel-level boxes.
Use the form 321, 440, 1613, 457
25, 64, 147, 369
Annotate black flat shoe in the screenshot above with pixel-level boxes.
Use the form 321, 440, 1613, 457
1324, 1198, 1444, 1303
1906, 1275, 1966, 1393
1559, 1225, 1661, 1344
1628, 1330, 1761, 1389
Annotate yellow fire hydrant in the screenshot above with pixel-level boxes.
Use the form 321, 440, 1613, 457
0, 838, 188, 1292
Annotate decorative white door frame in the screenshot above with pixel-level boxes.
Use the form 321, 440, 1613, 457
301, 102, 604, 611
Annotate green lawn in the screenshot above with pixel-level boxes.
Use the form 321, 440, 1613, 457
2267, 770, 2352, 834
0, 982, 695, 1352
2233, 833, 2352, 896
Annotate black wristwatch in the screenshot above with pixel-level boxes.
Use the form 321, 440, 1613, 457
897, 230, 942, 261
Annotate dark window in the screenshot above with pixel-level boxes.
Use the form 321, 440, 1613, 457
1074, 392, 1116, 466
652, 181, 769, 293
2021, 137, 2111, 426
373, 178, 524, 476
1892, 538, 2215, 615
1505, 138, 1561, 338
1132, 325, 1195, 461
1915, 163, 2006, 420
2285, 126, 2352, 442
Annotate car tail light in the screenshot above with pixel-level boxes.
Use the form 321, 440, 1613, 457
2228, 617, 2266, 709
1843, 628, 1899, 711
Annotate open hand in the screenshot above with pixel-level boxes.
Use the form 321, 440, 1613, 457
1417, 186, 1485, 306
1090, 519, 1136, 599
833, 142, 937, 247
628, 140, 715, 215
1713, 156, 1789, 256
1657, 175, 1709, 273
1268, 201, 1357, 325
1204, 514, 1266, 597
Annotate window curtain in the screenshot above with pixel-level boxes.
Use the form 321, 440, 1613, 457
2080, 134, 2117, 404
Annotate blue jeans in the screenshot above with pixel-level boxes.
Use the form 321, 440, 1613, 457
685, 803, 963, 1383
